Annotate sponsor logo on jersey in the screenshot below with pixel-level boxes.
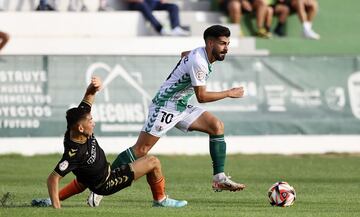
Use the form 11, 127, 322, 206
59, 160, 69, 171
106, 175, 129, 190
87, 140, 97, 164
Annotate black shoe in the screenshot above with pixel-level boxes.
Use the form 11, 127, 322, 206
274, 23, 286, 37
36, 4, 55, 11
36, 4, 45, 11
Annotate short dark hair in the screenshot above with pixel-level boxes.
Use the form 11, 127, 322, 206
66, 106, 90, 129
203, 25, 231, 40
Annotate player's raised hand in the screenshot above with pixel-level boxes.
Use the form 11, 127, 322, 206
90, 76, 102, 92
86, 76, 102, 94
83, 76, 102, 103
227, 87, 244, 98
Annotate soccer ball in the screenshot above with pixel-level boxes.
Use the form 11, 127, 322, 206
268, 181, 296, 207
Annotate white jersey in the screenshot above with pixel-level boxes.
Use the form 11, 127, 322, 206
152, 47, 212, 112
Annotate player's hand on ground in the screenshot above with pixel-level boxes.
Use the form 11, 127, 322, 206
227, 87, 244, 98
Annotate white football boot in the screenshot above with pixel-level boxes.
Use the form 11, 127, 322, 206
87, 191, 103, 207
212, 175, 246, 192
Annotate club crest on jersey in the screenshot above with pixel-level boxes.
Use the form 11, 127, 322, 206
59, 160, 69, 171
196, 71, 206, 81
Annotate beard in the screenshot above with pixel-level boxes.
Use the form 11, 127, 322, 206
212, 49, 227, 61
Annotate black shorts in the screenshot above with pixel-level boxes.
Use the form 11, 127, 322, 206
91, 164, 134, 196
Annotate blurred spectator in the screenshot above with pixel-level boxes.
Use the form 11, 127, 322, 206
68, 0, 88, 11
1, 0, 39, 11
0, 0, 9, 11
249, 0, 273, 39
290, 0, 320, 39
214, 0, 272, 38
0, 31, 9, 52
98, 0, 110, 11
218, 0, 242, 24
36, 0, 56, 11
16, 0, 36, 11
271, 0, 290, 37
126, 0, 190, 36
68, 0, 110, 11
217, 0, 252, 36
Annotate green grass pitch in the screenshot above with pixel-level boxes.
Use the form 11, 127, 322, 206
0, 154, 359, 217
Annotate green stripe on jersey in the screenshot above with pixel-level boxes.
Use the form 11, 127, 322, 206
153, 74, 192, 111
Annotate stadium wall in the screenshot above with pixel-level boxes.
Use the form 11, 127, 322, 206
0, 55, 360, 155
1, 136, 360, 156
0, 1, 359, 155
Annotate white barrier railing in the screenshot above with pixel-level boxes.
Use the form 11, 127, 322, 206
1, 135, 359, 156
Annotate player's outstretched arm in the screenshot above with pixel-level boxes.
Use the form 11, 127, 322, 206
82, 76, 102, 105
194, 86, 244, 103
47, 171, 63, 208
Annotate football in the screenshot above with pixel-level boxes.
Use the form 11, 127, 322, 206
268, 181, 296, 207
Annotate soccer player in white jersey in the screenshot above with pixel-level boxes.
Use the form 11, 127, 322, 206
112, 24, 246, 192
59, 25, 246, 207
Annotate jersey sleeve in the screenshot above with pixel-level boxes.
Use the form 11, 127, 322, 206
53, 152, 79, 177
78, 100, 91, 111
188, 55, 208, 87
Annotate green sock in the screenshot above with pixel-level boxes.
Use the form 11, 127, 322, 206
209, 134, 226, 175
111, 147, 137, 169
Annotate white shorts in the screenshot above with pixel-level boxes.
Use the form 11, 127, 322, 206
141, 103, 206, 137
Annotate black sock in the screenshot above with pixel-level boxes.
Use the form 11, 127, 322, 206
274, 22, 286, 36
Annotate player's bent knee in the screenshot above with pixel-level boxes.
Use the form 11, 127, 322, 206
147, 155, 161, 168
268, 8, 274, 15
211, 119, 224, 135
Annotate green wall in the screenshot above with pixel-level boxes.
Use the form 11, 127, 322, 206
1, 55, 359, 137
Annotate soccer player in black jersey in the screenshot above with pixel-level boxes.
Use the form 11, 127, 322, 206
51, 25, 246, 208
46, 76, 187, 208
